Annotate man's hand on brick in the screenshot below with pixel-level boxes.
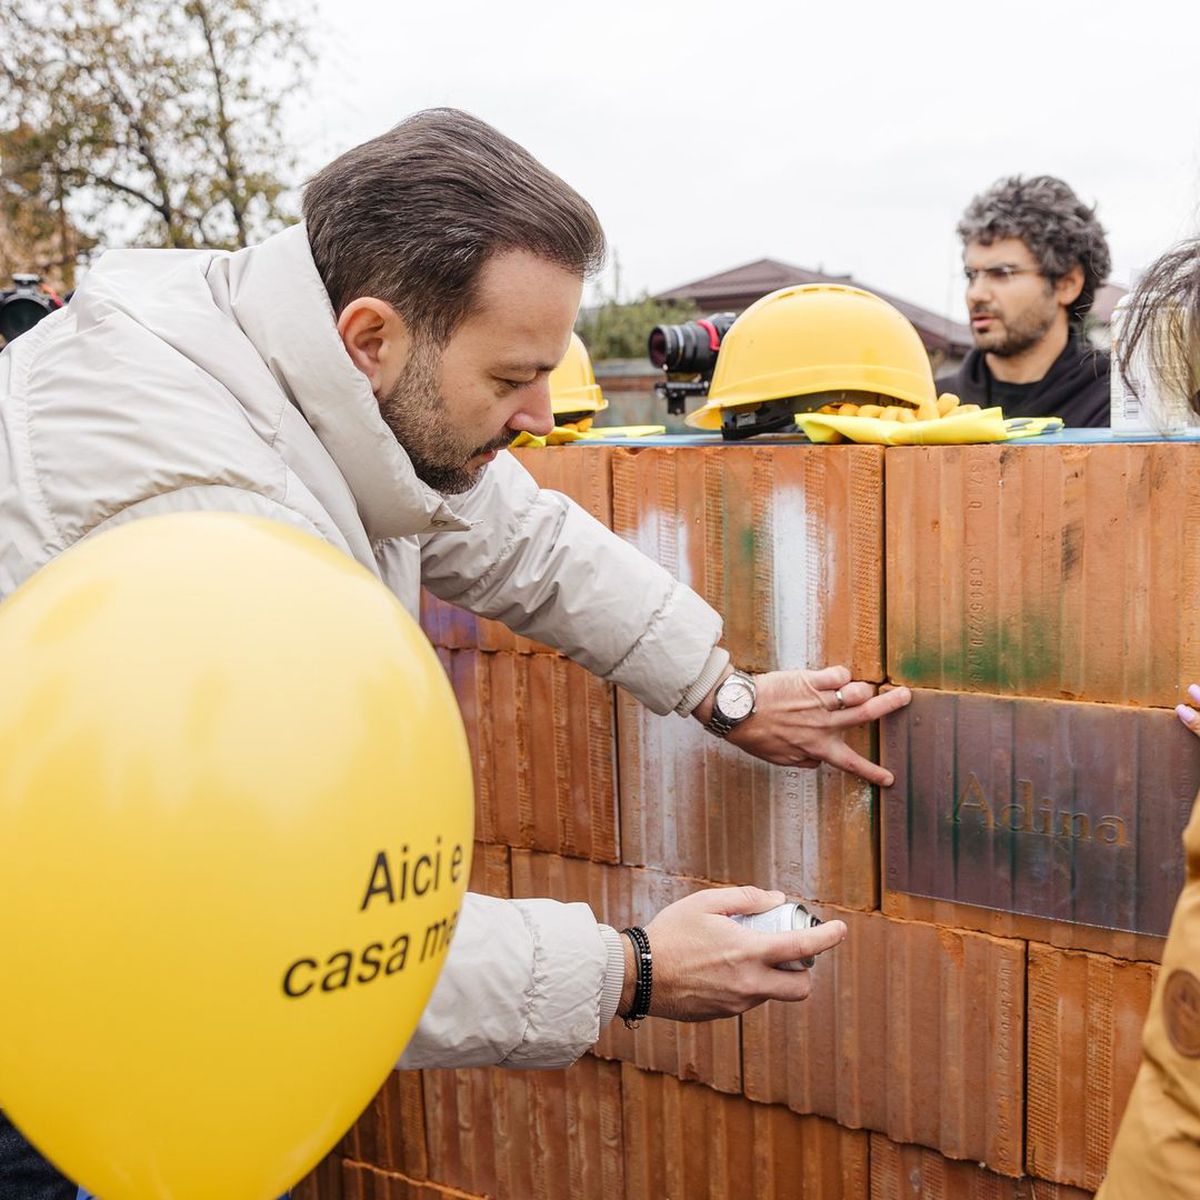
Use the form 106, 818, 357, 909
694, 664, 911, 787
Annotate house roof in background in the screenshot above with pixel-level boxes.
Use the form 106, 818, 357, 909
1090, 282, 1126, 325
655, 257, 969, 356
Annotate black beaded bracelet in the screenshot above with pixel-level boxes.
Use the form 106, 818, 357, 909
621, 925, 652, 1028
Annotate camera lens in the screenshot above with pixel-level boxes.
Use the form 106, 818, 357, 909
647, 325, 675, 369
648, 312, 737, 376
0, 296, 52, 343
0, 282, 60, 345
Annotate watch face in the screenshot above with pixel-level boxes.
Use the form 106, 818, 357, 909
719, 679, 754, 720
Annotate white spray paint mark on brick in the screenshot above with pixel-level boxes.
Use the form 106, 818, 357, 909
769, 477, 828, 670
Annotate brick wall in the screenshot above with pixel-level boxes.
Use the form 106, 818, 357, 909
295, 439, 1200, 1199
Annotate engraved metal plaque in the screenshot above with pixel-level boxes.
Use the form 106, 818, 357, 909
883, 689, 1200, 936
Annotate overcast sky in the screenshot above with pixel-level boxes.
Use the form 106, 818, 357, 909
297, 0, 1200, 324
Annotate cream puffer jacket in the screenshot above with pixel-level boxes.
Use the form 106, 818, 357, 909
0, 223, 727, 1069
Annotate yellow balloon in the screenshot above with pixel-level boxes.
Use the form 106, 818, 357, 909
0, 514, 474, 1200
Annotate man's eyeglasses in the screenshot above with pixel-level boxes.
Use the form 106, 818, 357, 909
963, 265, 1042, 286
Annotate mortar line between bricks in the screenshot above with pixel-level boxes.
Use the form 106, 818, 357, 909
416, 1069, 432, 1189
610, 673, 624, 871
1020, 936, 1031, 1179
340, 1156, 486, 1200
880, 447, 890, 692
876, 449, 889, 914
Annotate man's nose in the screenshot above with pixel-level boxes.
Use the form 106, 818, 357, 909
507, 378, 555, 438
966, 272, 992, 300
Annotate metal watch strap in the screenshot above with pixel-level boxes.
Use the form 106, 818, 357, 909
707, 706, 738, 737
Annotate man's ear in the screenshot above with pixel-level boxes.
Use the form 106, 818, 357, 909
337, 298, 412, 394
1055, 263, 1085, 310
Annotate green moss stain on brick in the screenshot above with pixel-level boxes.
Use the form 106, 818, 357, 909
895, 620, 1060, 693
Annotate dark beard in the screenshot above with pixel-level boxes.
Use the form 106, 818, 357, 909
378, 342, 512, 494
973, 286, 1058, 358
982, 315, 1055, 358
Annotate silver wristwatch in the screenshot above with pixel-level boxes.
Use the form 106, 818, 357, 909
706, 668, 757, 737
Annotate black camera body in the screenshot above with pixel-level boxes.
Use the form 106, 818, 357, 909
647, 312, 737, 414
0, 274, 64, 346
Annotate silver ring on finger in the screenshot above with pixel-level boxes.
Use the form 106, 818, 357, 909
834, 688, 847, 710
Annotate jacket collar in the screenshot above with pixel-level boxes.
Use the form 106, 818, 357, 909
219, 223, 472, 540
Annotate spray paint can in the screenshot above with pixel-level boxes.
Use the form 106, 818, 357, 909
730, 902, 823, 970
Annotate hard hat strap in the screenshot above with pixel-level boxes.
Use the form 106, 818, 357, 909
720, 398, 799, 441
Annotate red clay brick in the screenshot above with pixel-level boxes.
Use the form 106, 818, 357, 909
612, 444, 884, 677
439, 650, 618, 861
882, 688, 1199, 956
868, 1134, 1092, 1199
622, 1063, 870, 1199
1026, 944, 1158, 1189
886, 442, 1200, 706
618, 690, 877, 909
742, 908, 1025, 1175
467, 841, 511, 898
340, 1070, 427, 1178
510, 849, 742, 1094
421, 446, 613, 654
292, 1153, 345, 1200
422, 1056, 624, 1199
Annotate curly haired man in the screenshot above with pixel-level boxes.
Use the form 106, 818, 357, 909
937, 174, 1112, 426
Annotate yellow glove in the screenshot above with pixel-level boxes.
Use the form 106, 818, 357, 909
511, 424, 666, 448
796, 404, 1062, 446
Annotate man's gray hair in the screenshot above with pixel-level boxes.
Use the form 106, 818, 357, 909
957, 175, 1111, 325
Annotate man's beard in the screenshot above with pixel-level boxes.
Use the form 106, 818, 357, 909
378, 340, 514, 495
972, 292, 1058, 359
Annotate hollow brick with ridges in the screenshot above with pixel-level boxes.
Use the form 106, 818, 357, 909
292, 1153, 344, 1200
438, 650, 618, 861
420, 446, 613, 653
1025, 944, 1158, 1189
868, 1134, 1093, 1199
618, 690, 877, 909
885, 442, 1200, 706
467, 841, 511, 898
611, 444, 884, 677
621, 1063, 869, 1200
339, 1070, 428, 1179
742, 908, 1026, 1175
421, 1057, 624, 1200
510, 849, 742, 1094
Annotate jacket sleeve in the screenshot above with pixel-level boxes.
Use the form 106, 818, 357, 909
71, 488, 632, 1073
419, 451, 727, 716
1097, 795, 1200, 1199
398, 892, 627, 1070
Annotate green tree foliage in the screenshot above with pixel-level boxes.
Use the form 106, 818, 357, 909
576, 293, 699, 361
0, 0, 313, 256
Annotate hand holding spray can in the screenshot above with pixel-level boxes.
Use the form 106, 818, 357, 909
730, 902, 823, 970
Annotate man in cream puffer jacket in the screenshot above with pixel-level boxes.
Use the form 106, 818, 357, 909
0, 108, 907, 1196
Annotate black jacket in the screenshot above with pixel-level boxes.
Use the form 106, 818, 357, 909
0, 1112, 75, 1200
936, 336, 1110, 428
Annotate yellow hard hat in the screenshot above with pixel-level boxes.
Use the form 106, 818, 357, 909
686, 285, 938, 437
550, 332, 607, 420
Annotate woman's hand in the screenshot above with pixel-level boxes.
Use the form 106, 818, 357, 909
1178, 684, 1200, 736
